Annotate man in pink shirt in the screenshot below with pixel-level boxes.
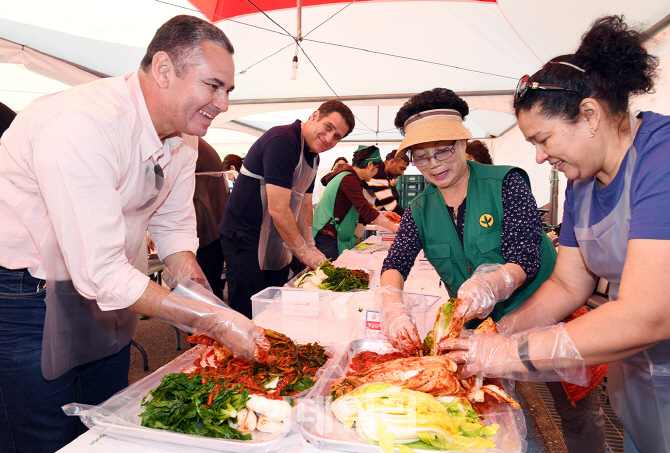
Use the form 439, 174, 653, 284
0, 15, 268, 453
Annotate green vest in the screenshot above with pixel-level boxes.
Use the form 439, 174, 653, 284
412, 162, 557, 325
312, 171, 360, 255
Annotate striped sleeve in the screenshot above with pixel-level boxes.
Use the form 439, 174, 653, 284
364, 177, 404, 215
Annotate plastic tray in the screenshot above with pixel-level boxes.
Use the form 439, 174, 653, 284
295, 339, 526, 453
285, 268, 375, 291
63, 345, 294, 453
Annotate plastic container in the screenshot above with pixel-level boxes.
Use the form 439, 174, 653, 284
63, 345, 297, 453
403, 174, 424, 183
251, 287, 362, 345
252, 287, 332, 318
407, 293, 442, 338
347, 292, 441, 341
296, 339, 526, 453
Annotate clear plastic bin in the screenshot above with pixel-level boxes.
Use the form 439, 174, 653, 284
408, 293, 442, 338
251, 287, 348, 344
252, 286, 332, 318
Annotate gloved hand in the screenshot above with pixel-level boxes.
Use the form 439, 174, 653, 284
456, 263, 524, 321
372, 213, 399, 234
162, 254, 212, 292
285, 235, 327, 270
437, 323, 589, 386
153, 278, 270, 362
376, 286, 422, 355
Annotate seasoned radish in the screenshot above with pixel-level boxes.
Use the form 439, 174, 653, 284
246, 394, 291, 421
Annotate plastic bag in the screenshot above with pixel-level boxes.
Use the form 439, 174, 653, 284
294, 339, 528, 453
63, 345, 295, 452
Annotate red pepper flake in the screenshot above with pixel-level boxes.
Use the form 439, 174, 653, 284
204, 384, 221, 408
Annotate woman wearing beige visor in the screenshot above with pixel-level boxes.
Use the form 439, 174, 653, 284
378, 88, 607, 452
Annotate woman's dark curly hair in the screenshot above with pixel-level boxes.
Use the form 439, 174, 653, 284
352, 146, 382, 170
394, 88, 469, 134
514, 15, 658, 122
466, 140, 493, 165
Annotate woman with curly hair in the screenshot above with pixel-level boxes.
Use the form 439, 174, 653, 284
312, 146, 398, 260
378, 87, 608, 451
441, 16, 668, 453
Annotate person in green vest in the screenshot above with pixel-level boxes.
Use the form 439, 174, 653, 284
313, 146, 399, 260
379, 88, 556, 347
378, 88, 607, 453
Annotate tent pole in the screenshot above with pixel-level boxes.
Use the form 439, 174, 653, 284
297, 0, 302, 41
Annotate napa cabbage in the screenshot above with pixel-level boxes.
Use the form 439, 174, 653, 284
331, 383, 499, 452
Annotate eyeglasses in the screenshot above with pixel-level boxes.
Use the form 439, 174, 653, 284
410, 145, 456, 167
138, 163, 164, 210
515, 74, 580, 102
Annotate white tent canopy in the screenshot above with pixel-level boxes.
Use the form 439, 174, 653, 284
2, 0, 670, 217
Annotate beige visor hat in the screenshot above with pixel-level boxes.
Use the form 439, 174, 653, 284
396, 109, 472, 159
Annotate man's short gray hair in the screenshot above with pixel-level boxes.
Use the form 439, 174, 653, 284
140, 15, 234, 78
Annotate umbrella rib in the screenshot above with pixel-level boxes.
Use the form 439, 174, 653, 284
156, 0, 290, 36
302, 38, 518, 80
296, 44, 376, 133
237, 42, 295, 75
242, 0, 377, 133
246, 0, 300, 41
303, 1, 357, 39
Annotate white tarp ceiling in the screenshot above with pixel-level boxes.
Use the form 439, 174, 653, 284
1, 0, 670, 214
2, 1, 669, 135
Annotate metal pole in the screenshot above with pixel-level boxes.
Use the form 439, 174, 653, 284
297, 0, 302, 41
549, 163, 559, 227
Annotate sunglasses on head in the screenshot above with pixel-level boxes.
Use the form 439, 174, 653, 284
515, 74, 580, 102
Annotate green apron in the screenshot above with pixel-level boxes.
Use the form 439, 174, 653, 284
412, 162, 556, 325
312, 171, 360, 255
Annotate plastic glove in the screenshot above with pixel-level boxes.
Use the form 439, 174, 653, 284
437, 323, 589, 386
300, 222, 317, 248
376, 286, 422, 355
497, 302, 558, 334
382, 210, 402, 222
372, 213, 399, 234
456, 263, 524, 321
285, 235, 327, 270
162, 254, 212, 292
153, 278, 270, 362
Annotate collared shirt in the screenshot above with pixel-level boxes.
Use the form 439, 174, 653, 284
0, 72, 199, 310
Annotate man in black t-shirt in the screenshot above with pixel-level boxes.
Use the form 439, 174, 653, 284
219, 101, 354, 317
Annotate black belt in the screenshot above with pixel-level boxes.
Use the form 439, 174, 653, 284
0, 265, 27, 273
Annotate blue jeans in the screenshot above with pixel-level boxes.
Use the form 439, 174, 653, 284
0, 267, 131, 453
624, 431, 642, 453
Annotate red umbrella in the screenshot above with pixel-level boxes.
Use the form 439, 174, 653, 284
189, 0, 495, 22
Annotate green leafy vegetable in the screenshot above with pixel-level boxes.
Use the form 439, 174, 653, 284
280, 376, 315, 395
318, 263, 369, 292
140, 373, 252, 440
